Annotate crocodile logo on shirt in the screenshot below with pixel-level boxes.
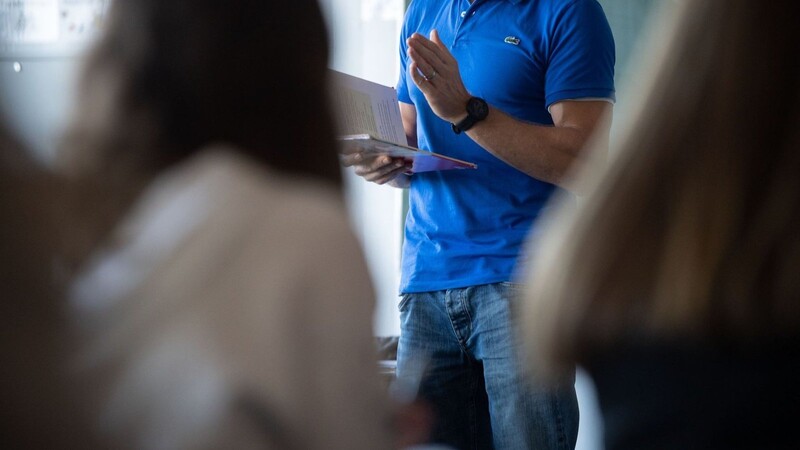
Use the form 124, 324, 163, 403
504, 36, 521, 45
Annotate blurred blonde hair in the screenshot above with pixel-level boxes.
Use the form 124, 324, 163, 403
523, 0, 800, 374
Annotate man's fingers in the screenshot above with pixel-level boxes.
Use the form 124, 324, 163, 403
429, 29, 456, 65
342, 151, 390, 169
339, 151, 363, 167
430, 29, 442, 46
409, 61, 432, 90
353, 156, 406, 182
408, 33, 445, 64
372, 165, 410, 185
407, 33, 447, 68
408, 56, 437, 83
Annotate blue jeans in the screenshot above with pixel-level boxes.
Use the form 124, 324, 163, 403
397, 283, 578, 450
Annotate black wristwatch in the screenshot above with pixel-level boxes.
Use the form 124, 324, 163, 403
451, 97, 489, 134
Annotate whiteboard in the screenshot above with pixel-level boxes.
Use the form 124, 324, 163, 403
0, 0, 110, 56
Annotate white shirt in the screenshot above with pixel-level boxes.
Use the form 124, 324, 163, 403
70, 147, 392, 449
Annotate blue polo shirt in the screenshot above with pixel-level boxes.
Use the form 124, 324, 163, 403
397, 0, 615, 293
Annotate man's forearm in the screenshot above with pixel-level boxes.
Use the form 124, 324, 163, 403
464, 104, 611, 193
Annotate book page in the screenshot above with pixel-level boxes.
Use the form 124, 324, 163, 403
330, 70, 407, 146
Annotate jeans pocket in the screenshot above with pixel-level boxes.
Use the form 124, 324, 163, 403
397, 293, 413, 312
499, 281, 524, 295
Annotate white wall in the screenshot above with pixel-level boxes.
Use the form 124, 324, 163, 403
0, 55, 79, 163
320, 0, 407, 337
0, 1, 108, 162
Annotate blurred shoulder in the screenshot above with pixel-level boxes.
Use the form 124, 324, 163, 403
69, 144, 358, 313
162, 145, 353, 241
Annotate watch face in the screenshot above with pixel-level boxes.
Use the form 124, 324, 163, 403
467, 97, 489, 120
452, 97, 489, 134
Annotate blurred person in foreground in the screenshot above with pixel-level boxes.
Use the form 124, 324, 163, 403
521, 1, 800, 449
58, 0, 392, 448
0, 119, 104, 448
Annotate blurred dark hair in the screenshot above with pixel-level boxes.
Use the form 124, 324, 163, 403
1, 119, 104, 448
62, 0, 341, 187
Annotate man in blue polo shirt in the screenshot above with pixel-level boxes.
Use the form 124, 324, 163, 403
342, 0, 614, 448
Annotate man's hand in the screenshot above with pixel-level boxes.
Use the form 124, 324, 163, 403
406, 30, 471, 124
405, 29, 612, 194
340, 146, 411, 187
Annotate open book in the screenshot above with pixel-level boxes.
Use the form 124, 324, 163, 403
330, 70, 477, 173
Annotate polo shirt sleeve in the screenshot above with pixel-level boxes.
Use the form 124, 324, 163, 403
545, 0, 616, 108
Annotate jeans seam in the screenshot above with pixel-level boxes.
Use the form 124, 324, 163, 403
459, 289, 475, 339
444, 290, 471, 355
468, 364, 478, 450
460, 287, 486, 450
551, 392, 568, 450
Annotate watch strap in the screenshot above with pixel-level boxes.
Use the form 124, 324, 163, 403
451, 115, 478, 134
451, 97, 488, 134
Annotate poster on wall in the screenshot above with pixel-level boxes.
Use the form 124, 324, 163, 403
60, 0, 109, 41
0, 0, 59, 44
0, 0, 109, 47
